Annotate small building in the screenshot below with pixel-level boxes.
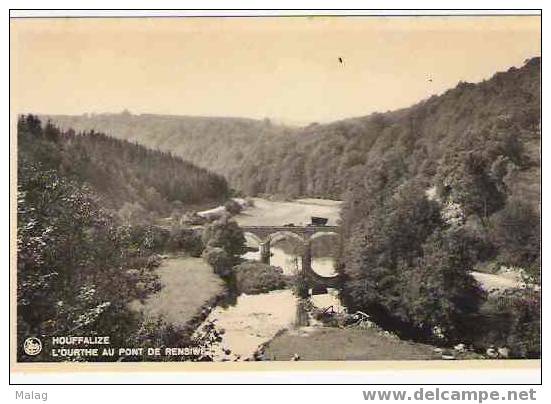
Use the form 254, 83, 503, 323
197, 206, 228, 221
310, 216, 329, 226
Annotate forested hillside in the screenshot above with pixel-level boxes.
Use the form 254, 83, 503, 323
231, 57, 540, 201
19, 115, 229, 218
336, 57, 540, 356
44, 58, 540, 206
42, 112, 294, 193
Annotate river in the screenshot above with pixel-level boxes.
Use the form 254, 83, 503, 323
195, 197, 344, 361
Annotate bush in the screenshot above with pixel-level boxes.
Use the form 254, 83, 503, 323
224, 199, 243, 215
476, 288, 541, 358
233, 262, 288, 294
168, 227, 204, 257
202, 247, 233, 278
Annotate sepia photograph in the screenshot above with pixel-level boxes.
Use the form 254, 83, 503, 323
9, 10, 541, 373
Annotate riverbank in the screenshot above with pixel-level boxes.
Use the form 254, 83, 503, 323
130, 255, 226, 327
261, 327, 440, 361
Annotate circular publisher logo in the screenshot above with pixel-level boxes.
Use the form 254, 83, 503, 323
23, 337, 42, 356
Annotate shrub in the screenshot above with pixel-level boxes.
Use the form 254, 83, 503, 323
224, 199, 243, 215
233, 262, 287, 294
168, 227, 204, 257
202, 247, 233, 278
483, 288, 540, 358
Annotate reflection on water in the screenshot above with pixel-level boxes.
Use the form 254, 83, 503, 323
311, 257, 337, 277
311, 288, 346, 314
242, 245, 337, 277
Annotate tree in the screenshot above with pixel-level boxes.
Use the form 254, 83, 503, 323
403, 228, 486, 341
202, 247, 233, 277
437, 150, 506, 221
490, 198, 540, 275
17, 163, 151, 361
17, 115, 230, 219
341, 181, 443, 326
118, 201, 148, 224
201, 217, 246, 259
505, 289, 541, 358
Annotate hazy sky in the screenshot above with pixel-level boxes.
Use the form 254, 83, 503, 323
10, 16, 541, 124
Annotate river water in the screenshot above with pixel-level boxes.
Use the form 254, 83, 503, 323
195, 197, 344, 361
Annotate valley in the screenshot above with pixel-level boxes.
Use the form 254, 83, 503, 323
18, 57, 541, 362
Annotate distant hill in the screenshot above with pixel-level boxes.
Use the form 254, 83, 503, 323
43, 58, 540, 208
18, 115, 230, 218
41, 113, 295, 194
228, 57, 540, 203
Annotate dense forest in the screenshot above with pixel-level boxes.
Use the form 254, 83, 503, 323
42, 112, 293, 194
337, 58, 539, 356
43, 58, 540, 268
19, 116, 229, 219
40, 57, 540, 357
339, 57, 540, 356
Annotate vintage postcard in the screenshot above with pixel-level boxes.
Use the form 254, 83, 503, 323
9, 10, 541, 377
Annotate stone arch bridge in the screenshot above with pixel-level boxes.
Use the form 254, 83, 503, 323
241, 225, 341, 289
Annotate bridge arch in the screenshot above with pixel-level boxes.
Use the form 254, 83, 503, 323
239, 225, 342, 291
306, 231, 340, 279
308, 231, 340, 243
267, 231, 306, 246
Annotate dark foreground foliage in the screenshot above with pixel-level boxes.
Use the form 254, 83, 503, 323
17, 163, 157, 361
16, 117, 231, 361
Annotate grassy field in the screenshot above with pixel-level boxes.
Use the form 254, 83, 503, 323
235, 197, 341, 227
262, 327, 439, 361
132, 256, 225, 326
